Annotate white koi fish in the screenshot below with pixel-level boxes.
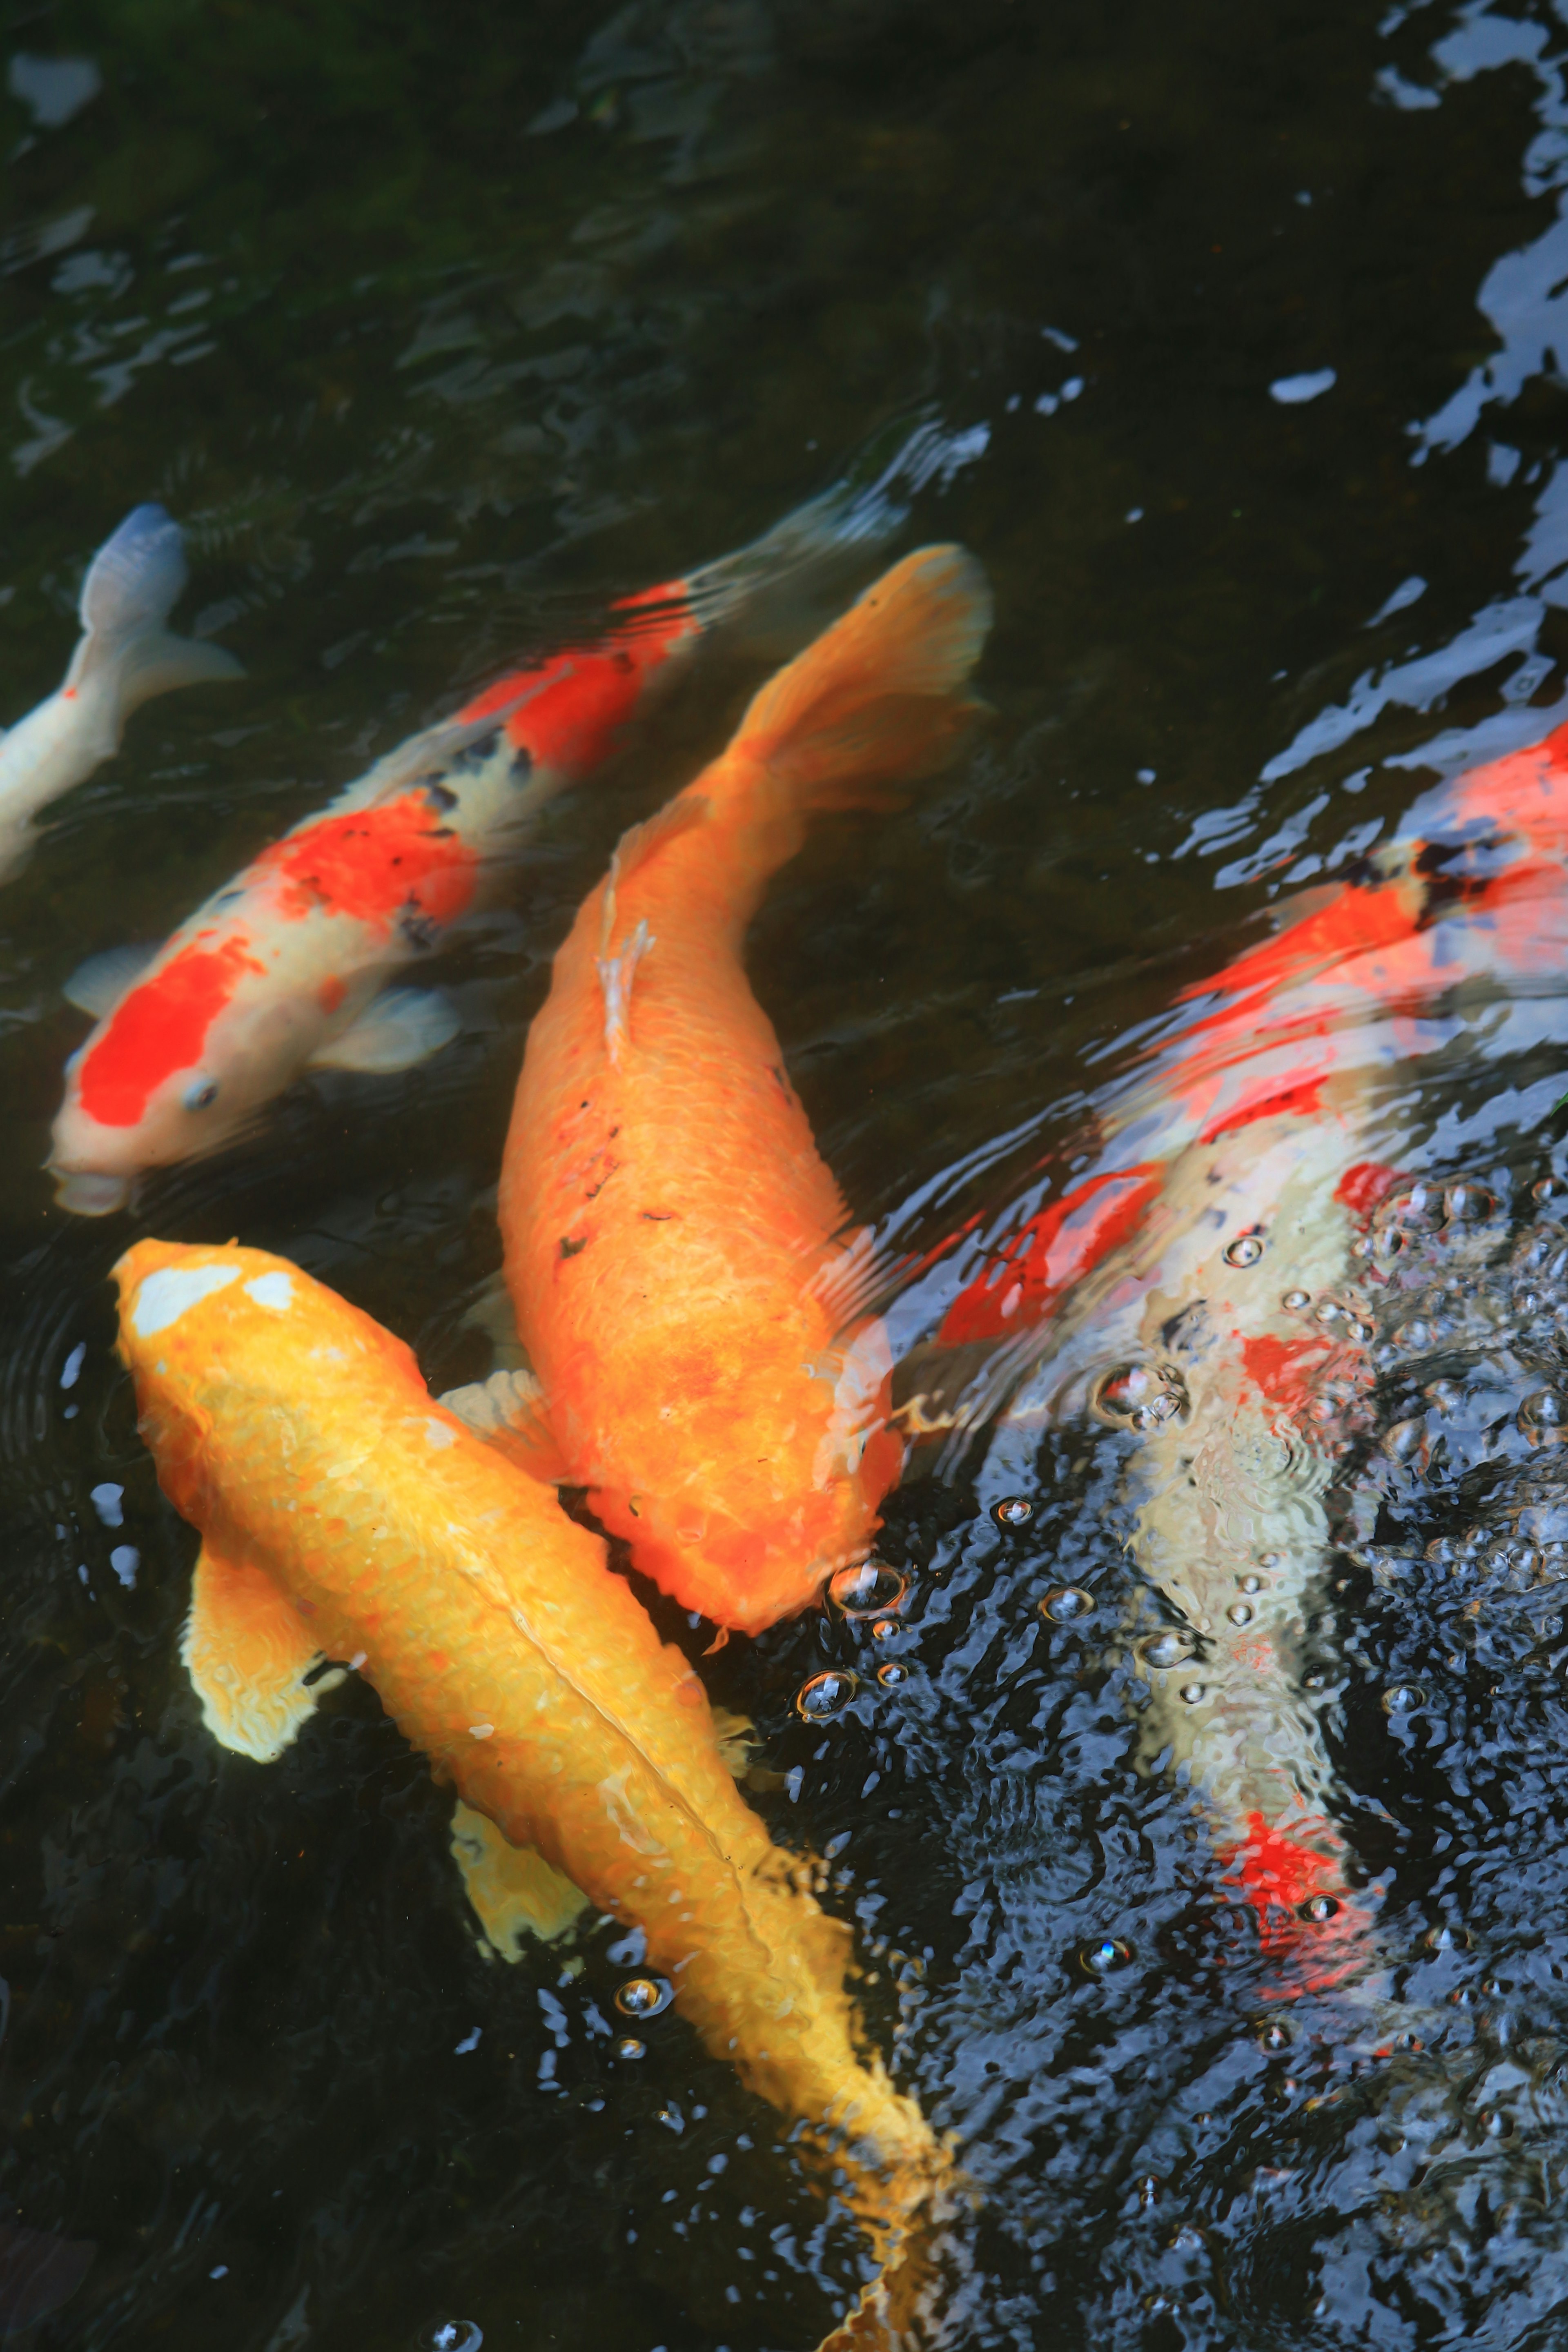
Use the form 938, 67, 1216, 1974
0, 504, 241, 883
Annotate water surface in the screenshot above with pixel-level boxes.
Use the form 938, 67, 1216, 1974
6, 2, 1568, 2345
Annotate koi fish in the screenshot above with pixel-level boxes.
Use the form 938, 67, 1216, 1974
896, 717, 1568, 1983
112, 1239, 948, 2343
50, 419, 982, 1217
498, 544, 993, 1635
0, 504, 240, 883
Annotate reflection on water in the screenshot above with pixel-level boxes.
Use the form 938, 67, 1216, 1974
10, 0, 1568, 2345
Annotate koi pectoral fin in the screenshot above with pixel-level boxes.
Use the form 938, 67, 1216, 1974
450, 1802, 588, 1956
62, 942, 158, 1019
439, 1366, 569, 1485
181, 1542, 345, 1764
308, 987, 459, 1074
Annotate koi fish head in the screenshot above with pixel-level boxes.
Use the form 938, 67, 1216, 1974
49, 934, 305, 1213
585, 1322, 906, 1635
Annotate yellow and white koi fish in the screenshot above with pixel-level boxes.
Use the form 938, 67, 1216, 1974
112, 1238, 951, 2345
0, 505, 240, 884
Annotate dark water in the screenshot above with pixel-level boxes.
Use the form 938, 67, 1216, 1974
7, 1, 1568, 2345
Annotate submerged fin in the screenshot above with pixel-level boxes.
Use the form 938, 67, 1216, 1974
439, 1365, 568, 1484
66, 504, 243, 719
681, 414, 991, 643
309, 987, 459, 1074
709, 1704, 758, 1779
62, 941, 158, 1019
450, 1800, 588, 1955
729, 544, 992, 808
456, 1267, 530, 1371
181, 1542, 344, 1764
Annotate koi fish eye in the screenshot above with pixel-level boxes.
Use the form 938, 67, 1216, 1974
184, 1079, 219, 1111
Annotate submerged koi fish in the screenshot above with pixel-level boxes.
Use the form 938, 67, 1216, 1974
499, 545, 993, 1635
51, 421, 980, 1216
113, 1239, 948, 2343
0, 505, 240, 883
898, 719, 1568, 1982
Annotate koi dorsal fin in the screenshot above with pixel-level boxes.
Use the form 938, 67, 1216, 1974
449, 1801, 588, 1956
181, 1543, 345, 1764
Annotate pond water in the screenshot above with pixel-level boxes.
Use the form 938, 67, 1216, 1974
7, 2, 1568, 2346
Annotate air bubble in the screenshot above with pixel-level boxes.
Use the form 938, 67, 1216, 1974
828, 1561, 908, 1618
417, 2327, 483, 2352
876, 1661, 908, 1688
1384, 1418, 1425, 1461
1282, 1289, 1311, 1312
1224, 1234, 1265, 1267
870, 1617, 899, 1642
1299, 1895, 1339, 1923
615, 1977, 672, 2018
1078, 1936, 1133, 1977
614, 2037, 646, 2061
1227, 1602, 1254, 1627
1520, 1389, 1568, 1440
1091, 1363, 1189, 1431
1383, 1683, 1426, 1714
796, 1670, 858, 1721
1042, 1585, 1095, 1624
993, 1496, 1033, 1528
1424, 1924, 1470, 1953
1314, 1299, 1346, 1326
1139, 1629, 1194, 1669
1445, 1182, 1494, 1223
1179, 1682, 1206, 1705
1239, 1574, 1262, 1594
1535, 1174, 1567, 1207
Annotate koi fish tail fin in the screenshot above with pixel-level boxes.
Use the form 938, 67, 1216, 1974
66, 504, 243, 741
726, 543, 992, 815
818, 2146, 967, 2352
680, 414, 991, 645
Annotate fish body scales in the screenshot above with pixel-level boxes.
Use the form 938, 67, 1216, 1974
113, 1242, 935, 2206
502, 547, 992, 1633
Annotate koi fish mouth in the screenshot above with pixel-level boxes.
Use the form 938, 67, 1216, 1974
49, 1167, 131, 1217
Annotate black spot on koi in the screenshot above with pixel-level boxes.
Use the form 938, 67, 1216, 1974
559, 1235, 588, 1258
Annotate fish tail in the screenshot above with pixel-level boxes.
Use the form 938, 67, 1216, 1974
724, 543, 992, 813
65, 504, 243, 727
816, 2144, 962, 2352
677, 413, 991, 640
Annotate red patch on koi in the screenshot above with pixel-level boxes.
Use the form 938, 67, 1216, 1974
78, 935, 265, 1127
255, 793, 477, 933
459, 592, 697, 775
1335, 1160, 1400, 1215
938, 1166, 1163, 1346
1240, 1332, 1332, 1414
1200, 1076, 1325, 1145
318, 975, 347, 1014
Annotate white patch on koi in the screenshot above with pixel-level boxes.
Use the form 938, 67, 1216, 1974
131, 1262, 240, 1336
245, 1272, 293, 1311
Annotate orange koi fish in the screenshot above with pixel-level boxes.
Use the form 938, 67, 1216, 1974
899, 719, 1568, 1984
50, 421, 978, 1216
113, 1239, 949, 2344
499, 546, 993, 1634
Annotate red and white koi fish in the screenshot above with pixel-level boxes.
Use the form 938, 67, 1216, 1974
50, 421, 984, 1216
898, 720, 1568, 1983
0, 505, 240, 884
